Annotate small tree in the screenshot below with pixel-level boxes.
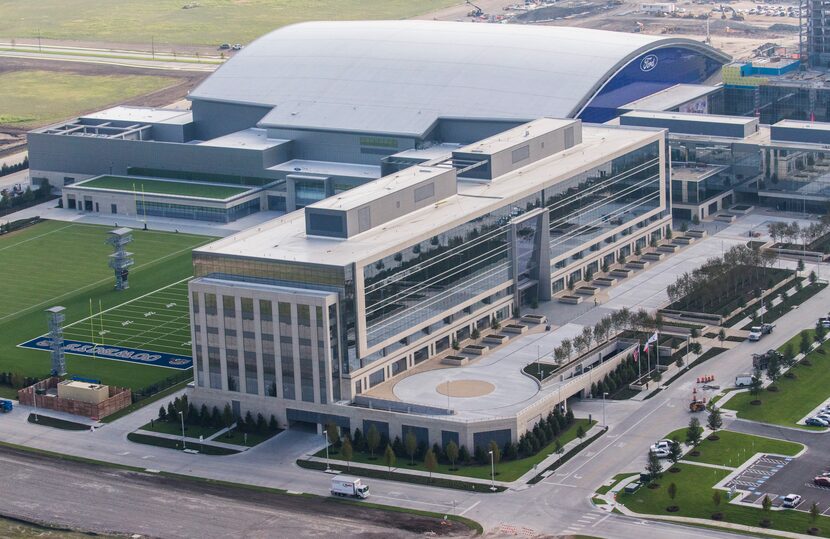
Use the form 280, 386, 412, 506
646, 450, 663, 483
269, 415, 279, 433
668, 439, 682, 466
811, 502, 820, 525
222, 403, 234, 432
707, 406, 723, 432
717, 328, 726, 345
405, 430, 418, 466
424, 448, 438, 481
750, 366, 763, 397
762, 494, 773, 518
554, 439, 564, 462
766, 353, 781, 386
471, 328, 480, 342
445, 440, 459, 470
816, 319, 828, 343
366, 424, 380, 459
383, 444, 396, 476
686, 417, 702, 448
810, 270, 818, 285
797, 259, 805, 276
576, 425, 585, 440
667, 482, 677, 502
712, 490, 722, 509
158, 405, 167, 421
326, 422, 340, 447
801, 329, 813, 356
341, 437, 353, 471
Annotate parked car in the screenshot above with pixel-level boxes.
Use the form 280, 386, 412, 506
820, 317, 830, 329
782, 494, 802, 508
748, 326, 763, 341
218, 43, 231, 50
232, 43, 244, 50
735, 374, 754, 387
760, 323, 775, 334
815, 476, 830, 487
650, 439, 672, 451
807, 417, 829, 427
650, 447, 671, 459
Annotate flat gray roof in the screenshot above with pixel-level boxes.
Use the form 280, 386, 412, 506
620, 84, 719, 111
196, 124, 661, 267
268, 159, 380, 179
458, 118, 576, 155
623, 110, 757, 125
198, 128, 288, 150
308, 166, 450, 212
774, 119, 830, 132
82, 106, 192, 125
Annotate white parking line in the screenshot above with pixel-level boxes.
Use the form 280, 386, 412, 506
459, 500, 480, 516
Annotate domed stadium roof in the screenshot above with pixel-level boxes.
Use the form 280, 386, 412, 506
190, 20, 730, 136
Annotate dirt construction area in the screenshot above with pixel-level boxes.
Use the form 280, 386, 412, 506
0, 445, 474, 538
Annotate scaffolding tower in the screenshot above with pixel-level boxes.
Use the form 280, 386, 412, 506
106, 227, 134, 291
46, 306, 67, 377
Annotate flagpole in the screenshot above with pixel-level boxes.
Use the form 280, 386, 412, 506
638, 340, 642, 379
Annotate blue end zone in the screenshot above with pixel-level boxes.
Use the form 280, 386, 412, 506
19, 337, 192, 370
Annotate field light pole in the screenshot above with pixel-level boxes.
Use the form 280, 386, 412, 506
178, 411, 186, 450
488, 450, 496, 491
324, 432, 332, 473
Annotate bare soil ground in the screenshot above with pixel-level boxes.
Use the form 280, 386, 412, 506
0, 444, 474, 538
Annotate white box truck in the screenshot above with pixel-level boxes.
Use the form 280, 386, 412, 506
330, 475, 370, 499
735, 373, 754, 387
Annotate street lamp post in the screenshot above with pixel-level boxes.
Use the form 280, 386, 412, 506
602, 392, 608, 427
178, 411, 186, 450
488, 450, 496, 491
324, 431, 332, 473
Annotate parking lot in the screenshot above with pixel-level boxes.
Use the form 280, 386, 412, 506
726, 454, 792, 501
730, 450, 830, 513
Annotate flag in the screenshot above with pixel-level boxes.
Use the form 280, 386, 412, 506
647, 331, 659, 345
633, 345, 640, 363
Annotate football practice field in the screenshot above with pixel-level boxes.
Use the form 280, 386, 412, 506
0, 220, 213, 390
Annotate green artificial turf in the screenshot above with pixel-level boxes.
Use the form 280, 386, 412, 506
80, 176, 249, 200
0, 220, 212, 390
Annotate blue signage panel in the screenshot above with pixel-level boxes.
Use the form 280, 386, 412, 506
19, 337, 192, 370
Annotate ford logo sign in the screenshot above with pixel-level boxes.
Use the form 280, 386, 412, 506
640, 54, 658, 72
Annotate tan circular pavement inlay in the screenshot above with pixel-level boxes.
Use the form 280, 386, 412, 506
435, 379, 495, 398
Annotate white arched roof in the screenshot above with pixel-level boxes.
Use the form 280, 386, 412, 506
190, 20, 729, 136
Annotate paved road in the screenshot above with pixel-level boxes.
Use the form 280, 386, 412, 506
0, 47, 218, 72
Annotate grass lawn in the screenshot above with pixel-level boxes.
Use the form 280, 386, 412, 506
79, 176, 250, 200
0, 0, 457, 46
0, 70, 181, 128
214, 428, 281, 447
683, 431, 802, 467
0, 220, 212, 390
322, 419, 595, 482
140, 419, 221, 440
618, 463, 830, 537
127, 432, 239, 455
722, 340, 830, 428
596, 472, 637, 495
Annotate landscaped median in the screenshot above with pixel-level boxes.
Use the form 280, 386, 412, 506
721, 333, 830, 429
611, 430, 820, 537
300, 416, 600, 490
